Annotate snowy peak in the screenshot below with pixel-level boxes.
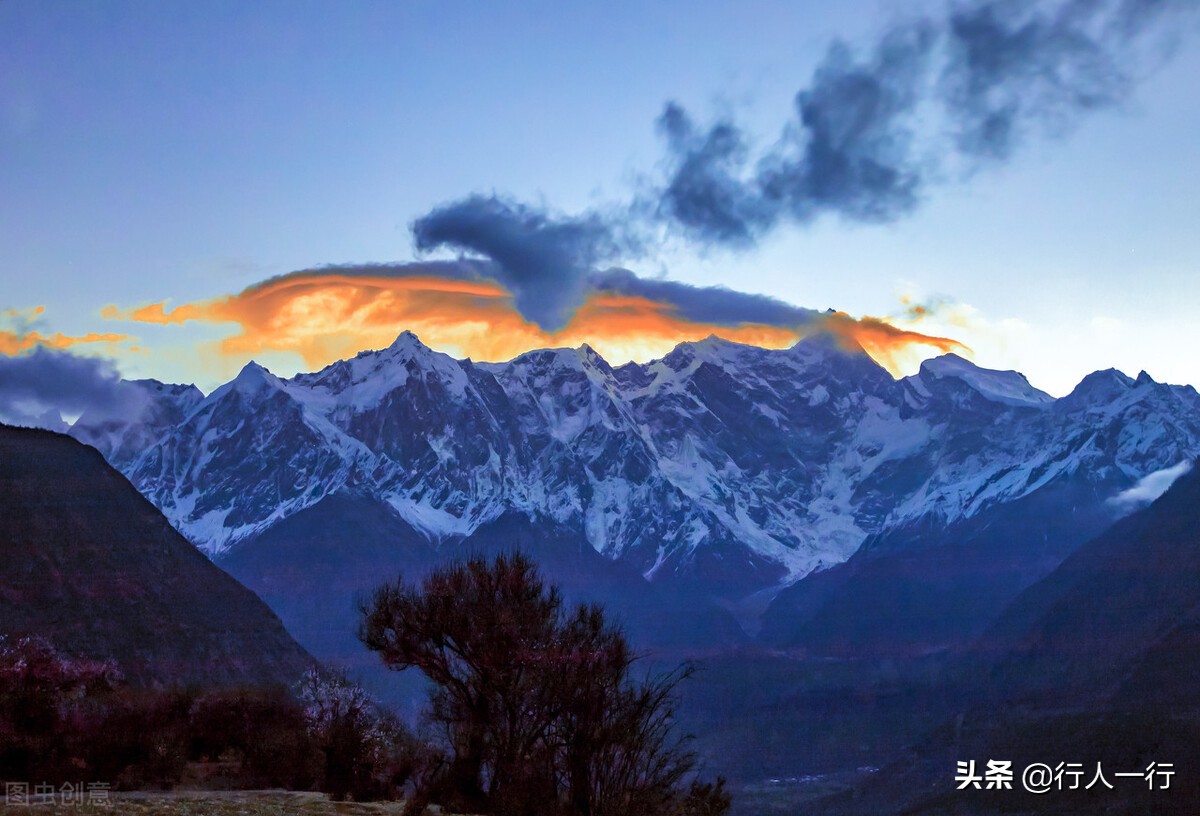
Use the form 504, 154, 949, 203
226, 361, 283, 397
1134, 369, 1171, 393
505, 344, 609, 373
188, 360, 300, 417
577, 342, 603, 362
789, 330, 865, 360
911, 353, 1054, 408
131, 378, 204, 405
1056, 368, 1200, 418
75, 378, 203, 425
785, 331, 894, 395
388, 328, 423, 351
374, 329, 459, 371
291, 331, 473, 411
1079, 367, 1136, 392
69, 378, 205, 468
690, 333, 758, 356
483, 345, 622, 405
1127, 369, 1196, 405
654, 333, 840, 384
1057, 368, 1135, 412
659, 337, 719, 373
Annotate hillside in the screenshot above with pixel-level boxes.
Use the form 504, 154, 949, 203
0, 423, 311, 687
819, 458, 1200, 814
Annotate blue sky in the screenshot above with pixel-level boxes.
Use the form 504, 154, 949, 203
2, 0, 1198, 395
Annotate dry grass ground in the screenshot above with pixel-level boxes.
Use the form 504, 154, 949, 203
0, 790, 420, 816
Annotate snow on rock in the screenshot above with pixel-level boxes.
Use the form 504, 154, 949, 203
75, 331, 1200, 598
910, 354, 1054, 408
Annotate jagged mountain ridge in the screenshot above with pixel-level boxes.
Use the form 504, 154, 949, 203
72, 331, 1200, 603
70, 378, 204, 471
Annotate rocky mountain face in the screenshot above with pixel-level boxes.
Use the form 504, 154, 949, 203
71, 332, 1200, 623
0, 424, 312, 687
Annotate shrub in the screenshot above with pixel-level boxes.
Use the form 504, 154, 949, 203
297, 666, 417, 800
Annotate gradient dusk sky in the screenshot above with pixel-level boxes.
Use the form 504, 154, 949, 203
2, 0, 1199, 398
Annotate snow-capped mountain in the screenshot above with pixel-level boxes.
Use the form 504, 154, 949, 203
78, 331, 1200, 604
70, 378, 203, 471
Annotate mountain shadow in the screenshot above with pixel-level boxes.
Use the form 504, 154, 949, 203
814, 459, 1200, 814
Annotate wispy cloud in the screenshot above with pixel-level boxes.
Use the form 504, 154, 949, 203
396, 0, 1197, 337
1109, 459, 1194, 511
0, 305, 130, 357
0, 330, 131, 356
654, 0, 1198, 246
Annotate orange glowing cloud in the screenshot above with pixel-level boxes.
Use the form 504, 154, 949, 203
820, 312, 970, 374
103, 267, 966, 376
895, 293, 979, 331
3, 306, 47, 319
1, 306, 130, 356
0, 330, 130, 356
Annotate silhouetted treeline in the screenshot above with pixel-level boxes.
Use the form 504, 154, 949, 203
0, 635, 414, 799
3, 553, 735, 815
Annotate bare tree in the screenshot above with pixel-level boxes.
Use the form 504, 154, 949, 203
358, 553, 729, 816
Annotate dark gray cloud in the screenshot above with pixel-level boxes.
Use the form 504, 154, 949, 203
244, 259, 495, 292
411, 195, 626, 332
657, 0, 1197, 244
656, 20, 936, 244
588, 268, 820, 328
403, 0, 1196, 328
0, 348, 127, 430
654, 103, 776, 248
260, 259, 822, 333
944, 0, 1126, 160
764, 20, 936, 224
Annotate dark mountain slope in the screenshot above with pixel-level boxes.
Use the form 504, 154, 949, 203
456, 510, 748, 650
0, 424, 311, 687
219, 491, 437, 671
983, 458, 1200, 707
813, 459, 1200, 814
219, 494, 745, 712
760, 470, 1122, 657
220, 496, 746, 667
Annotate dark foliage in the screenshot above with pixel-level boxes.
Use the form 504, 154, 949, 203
0, 635, 124, 784
0, 635, 415, 799
297, 666, 420, 801
186, 685, 320, 789
359, 552, 731, 816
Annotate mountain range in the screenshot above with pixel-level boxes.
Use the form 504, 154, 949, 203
15, 329, 1200, 807
68, 332, 1200, 634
